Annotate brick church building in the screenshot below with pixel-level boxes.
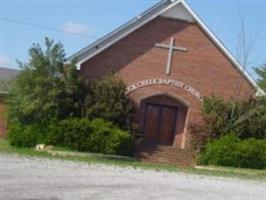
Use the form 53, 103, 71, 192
69, 0, 263, 166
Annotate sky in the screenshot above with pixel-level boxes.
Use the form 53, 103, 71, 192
1, 0, 266, 79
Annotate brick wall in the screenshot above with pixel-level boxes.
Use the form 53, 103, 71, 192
80, 17, 255, 149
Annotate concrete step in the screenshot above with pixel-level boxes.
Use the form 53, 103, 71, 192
134, 142, 195, 167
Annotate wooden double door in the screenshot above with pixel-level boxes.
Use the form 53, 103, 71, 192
144, 103, 178, 146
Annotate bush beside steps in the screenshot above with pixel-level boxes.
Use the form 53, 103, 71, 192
8, 118, 134, 156
198, 134, 266, 169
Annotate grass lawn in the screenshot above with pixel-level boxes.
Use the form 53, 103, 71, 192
1, 138, 266, 180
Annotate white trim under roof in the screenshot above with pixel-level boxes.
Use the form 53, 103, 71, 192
68, 0, 180, 66
68, 0, 265, 96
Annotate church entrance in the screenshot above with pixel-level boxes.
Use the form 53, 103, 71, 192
139, 95, 188, 147
144, 103, 178, 146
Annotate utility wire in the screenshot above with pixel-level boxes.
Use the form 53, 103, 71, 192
0, 17, 99, 39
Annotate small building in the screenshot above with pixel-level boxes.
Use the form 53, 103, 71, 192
69, 0, 263, 166
0, 67, 19, 137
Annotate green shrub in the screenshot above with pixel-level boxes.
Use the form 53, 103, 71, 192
198, 134, 266, 169
46, 118, 93, 151
46, 118, 134, 156
8, 118, 134, 156
105, 128, 134, 156
238, 139, 266, 169
8, 123, 46, 147
198, 134, 240, 167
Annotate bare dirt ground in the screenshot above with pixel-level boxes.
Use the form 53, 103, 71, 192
0, 153, 265, 200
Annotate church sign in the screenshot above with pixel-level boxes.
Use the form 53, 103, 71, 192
125, 78, 203, 102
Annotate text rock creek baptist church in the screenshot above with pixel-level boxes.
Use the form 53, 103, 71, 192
69, 0, 264, 166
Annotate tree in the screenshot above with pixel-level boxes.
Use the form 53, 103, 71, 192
84, 75, 136, 131
255, 64, 266, 91
233, 15, 258, 100
227, 15, 264, 128
190, 96, 266, 152
8, 38, 86, 125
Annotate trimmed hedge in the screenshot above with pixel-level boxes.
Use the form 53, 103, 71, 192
198, 134, 266, 169
8, 118, 134, 156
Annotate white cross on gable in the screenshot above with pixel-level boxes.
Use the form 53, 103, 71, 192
155, 37, 188, 75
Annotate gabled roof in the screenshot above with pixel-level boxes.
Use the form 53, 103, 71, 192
68, 0, 264, 96
0, 67, 20, 94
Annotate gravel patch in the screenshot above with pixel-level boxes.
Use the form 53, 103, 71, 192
0, 153, 265, 200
